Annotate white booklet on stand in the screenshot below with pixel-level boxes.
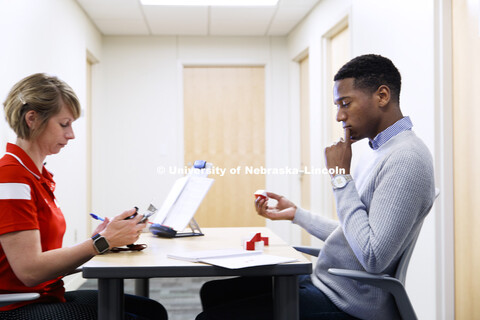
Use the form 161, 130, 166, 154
153, 175, 214, 232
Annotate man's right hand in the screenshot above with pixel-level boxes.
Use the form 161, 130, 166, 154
254, 192, 297, 221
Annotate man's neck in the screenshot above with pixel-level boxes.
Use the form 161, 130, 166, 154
374, 106, 404, 138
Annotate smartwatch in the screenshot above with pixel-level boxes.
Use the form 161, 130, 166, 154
92, 233, 110, 254
331, 174, 353, 190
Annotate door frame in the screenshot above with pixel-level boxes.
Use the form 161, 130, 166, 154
320, 15, 351, 221
435, 0, 455, 318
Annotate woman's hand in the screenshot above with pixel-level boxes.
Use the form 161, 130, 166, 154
92, 217, 110, 236
254, 192, 297, 221
0, 209, 145, 287
100, 209, 147, 248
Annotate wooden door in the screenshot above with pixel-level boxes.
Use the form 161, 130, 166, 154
183, 66, 266, 227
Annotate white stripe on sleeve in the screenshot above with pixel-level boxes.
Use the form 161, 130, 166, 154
0, 183, 31, 200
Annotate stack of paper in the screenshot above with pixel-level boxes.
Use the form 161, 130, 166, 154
167, 248, 297, 269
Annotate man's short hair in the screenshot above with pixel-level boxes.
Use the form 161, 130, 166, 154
334, 54, 401, 102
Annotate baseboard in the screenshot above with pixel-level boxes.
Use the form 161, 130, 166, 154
63, 273, 87, 291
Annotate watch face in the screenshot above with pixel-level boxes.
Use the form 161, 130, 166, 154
334, 175, 347, 188
94, 237, 109, 253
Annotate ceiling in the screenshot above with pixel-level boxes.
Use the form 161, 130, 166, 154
75, 0, 320, 36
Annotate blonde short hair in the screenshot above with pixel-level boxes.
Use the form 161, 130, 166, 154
3, 73, 81, 140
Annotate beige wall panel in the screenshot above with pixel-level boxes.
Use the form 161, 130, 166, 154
453, 0, 480, 318
329, 26, 350, 141
86, 58, 93, 237
300, 55, 311, 245
184, 67, 266, 227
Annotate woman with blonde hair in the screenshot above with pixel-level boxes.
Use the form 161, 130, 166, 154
0, 73, 167, 319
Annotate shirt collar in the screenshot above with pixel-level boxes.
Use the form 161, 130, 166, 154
5, 143, 54, 184
368, 116, 413, 150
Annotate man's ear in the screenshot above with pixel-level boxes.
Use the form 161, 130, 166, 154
25, 110, 38, 129
376, 85, 391, 108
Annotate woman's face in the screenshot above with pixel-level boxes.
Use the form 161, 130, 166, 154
34, 102, 76, 156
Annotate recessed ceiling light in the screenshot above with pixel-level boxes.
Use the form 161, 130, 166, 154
140, 0, 279, 6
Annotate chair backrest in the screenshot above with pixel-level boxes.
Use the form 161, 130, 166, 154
394, 187, 440, 284
394, 225, 422, 284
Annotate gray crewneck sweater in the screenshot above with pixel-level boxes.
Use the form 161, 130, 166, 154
293, 130, 435, 320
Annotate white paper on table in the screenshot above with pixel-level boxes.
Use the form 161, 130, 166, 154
201, 254, 298, 269
167, 248, 261, 262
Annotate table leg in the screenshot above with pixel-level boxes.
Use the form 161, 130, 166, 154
98, 278, 124, 320
273, 275, 299, 320
134, 279, 150, 297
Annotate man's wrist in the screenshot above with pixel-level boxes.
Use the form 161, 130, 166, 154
288, 206, 297, 221
328, 167, 350, 178
331, 174, 353, 190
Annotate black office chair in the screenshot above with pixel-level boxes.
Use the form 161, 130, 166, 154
0, 268, 82, 309
295, 188, 440, 320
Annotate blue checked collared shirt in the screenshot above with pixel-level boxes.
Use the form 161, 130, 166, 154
368, 116, 413, 150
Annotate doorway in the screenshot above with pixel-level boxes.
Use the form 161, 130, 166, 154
183, 66, 266, 227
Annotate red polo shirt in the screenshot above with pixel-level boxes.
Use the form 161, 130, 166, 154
0, 143, 66, 310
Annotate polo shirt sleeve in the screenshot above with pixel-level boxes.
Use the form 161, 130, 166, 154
0, 165, 39, 235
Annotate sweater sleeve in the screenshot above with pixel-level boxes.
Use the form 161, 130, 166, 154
292, 207, 339, 241
334, 149, 434, 273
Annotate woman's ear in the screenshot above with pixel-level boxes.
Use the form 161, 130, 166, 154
25, 110, 38, 130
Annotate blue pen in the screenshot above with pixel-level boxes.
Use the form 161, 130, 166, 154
90, 213, 105, 221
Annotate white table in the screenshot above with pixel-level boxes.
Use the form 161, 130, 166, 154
82, 227, 312, 320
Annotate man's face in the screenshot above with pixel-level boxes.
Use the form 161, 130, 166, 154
333, 78, 381, 141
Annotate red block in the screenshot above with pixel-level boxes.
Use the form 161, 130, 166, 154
261, 237, 269, 246
245, 241, 256, 250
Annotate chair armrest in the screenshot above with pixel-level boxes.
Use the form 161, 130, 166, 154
293, 246, 321, 257
0, 293, 40, 307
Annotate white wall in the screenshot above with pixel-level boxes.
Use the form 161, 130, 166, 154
0, 0, 102, 250
287, 0, 446, 318
353, 1, 439, 318
93, 35, 293, 239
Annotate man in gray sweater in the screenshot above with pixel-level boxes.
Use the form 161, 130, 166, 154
197, 54, 436, 320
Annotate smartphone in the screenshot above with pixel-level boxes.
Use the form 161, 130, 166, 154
139, 211, 154, 224
124, 207, 139, 220
138, 204, 158, 224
